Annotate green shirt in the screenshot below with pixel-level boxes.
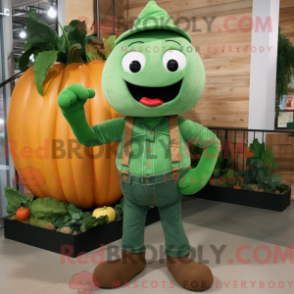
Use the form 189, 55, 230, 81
83, 116, 221, 177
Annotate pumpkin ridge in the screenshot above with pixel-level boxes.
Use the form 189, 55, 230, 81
24, 70, 46, 198
39, 63, 67, 201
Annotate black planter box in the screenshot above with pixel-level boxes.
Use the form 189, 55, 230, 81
4, 207, 160, 257
193, 185, 291, 212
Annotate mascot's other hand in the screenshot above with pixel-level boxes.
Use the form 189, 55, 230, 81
178, 169, 208, 195
58, 83, 95, 113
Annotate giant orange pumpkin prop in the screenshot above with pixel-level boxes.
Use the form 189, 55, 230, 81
8, 59, 122, 209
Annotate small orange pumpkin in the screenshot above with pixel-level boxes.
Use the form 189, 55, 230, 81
16, 207, 30, 220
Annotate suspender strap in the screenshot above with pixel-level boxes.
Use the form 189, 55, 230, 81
121, 116, 181, 180
169, 116, 181, 178
121, 117, 134, 180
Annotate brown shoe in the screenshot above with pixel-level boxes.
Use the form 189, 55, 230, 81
167, 254, 213, 291
93, 251, 146, 288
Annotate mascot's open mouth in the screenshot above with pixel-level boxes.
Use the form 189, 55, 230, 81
125, 79, 183, 107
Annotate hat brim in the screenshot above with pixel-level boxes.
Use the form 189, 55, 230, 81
115, 23, 192, 44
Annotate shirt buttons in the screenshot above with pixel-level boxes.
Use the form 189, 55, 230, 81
146, 162, 150, 166
148, 149, 152, 153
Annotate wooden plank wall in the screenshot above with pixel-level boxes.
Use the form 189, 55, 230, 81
266, 133, 294, 197
124, 0, 253, 128
279, 0, 294, 45
65, 0, 95, 35
65, 0, 124, 38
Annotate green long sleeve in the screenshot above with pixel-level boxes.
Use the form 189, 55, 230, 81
83, 118, 125, 147
61, 109, 95, 145
178, 117, 221, 194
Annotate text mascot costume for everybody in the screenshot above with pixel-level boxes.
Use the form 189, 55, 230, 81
58, 1, 221, 291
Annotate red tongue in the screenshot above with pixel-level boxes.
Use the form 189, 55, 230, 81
139, 97, 164, 107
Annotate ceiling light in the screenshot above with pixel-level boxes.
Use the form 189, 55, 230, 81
19, 31, 27, 39
47, 7, 57, 18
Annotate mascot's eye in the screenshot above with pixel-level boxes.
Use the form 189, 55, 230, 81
167, 60, 178, 71
163, 50, 186, 72
130, 61, 141, 73
122, 52, 145, 73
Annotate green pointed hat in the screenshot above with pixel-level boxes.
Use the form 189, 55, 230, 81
115, 1, 192, 44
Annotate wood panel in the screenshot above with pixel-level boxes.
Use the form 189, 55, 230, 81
279, 0, 294, 45
65, 0, 125, 38
65, 0, 95, 35
125, 0, 253, 128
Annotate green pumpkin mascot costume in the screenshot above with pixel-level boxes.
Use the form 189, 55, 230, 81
58, 1, 221, 291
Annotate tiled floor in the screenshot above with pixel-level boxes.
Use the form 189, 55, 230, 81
1, 197, 293, 294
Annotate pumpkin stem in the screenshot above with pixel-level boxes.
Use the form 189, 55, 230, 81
103, 206, 107, 209
67, 43, 84, 64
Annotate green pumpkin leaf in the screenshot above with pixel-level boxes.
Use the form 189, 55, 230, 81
80, 215, 109, 232
4, 186, 34, 214
6, 204, 17, 215
30, 197, 67, 220
24, 40, 33, 51
106, 35, 116, 50
82, 211, 92, 219
26, 9, 59, 52
18, 47, 36, 71
71, 212, 81, 220
33, 51, 58, 96
67, 203, 83, 217
30, 218, 45, 228
4, 186, 25, 208
64, 20, 87, 46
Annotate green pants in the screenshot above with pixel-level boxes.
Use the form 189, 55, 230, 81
120, 169, 191, 257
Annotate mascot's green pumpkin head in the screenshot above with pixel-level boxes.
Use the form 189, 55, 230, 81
102, 1, 206, 117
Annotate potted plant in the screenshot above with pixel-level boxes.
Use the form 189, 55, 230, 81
190, 139, 291, 211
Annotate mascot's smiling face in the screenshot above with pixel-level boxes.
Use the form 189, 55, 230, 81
102, 30, 206, 117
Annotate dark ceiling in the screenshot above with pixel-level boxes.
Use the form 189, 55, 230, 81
12, 0, 58, 56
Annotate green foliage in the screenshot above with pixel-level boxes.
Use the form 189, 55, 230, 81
80, 215, 109, 233
5, 186, 125, 233
276, 27, 294, 117
26, 9, 59, 52
33, 51, 58, 96
240, 139, 288, 193
249, 139, 265, 159
114, 198, 124, 221
30, 197, 67, 222
4, 186, 34, 215
53, 203, 92, 231
65, 20, 87, 46
30, 218, 46, 228
190, 144, 231, 178
16, 9, 117, 96
104, 35, 116, 51
18, 47, 36, 71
